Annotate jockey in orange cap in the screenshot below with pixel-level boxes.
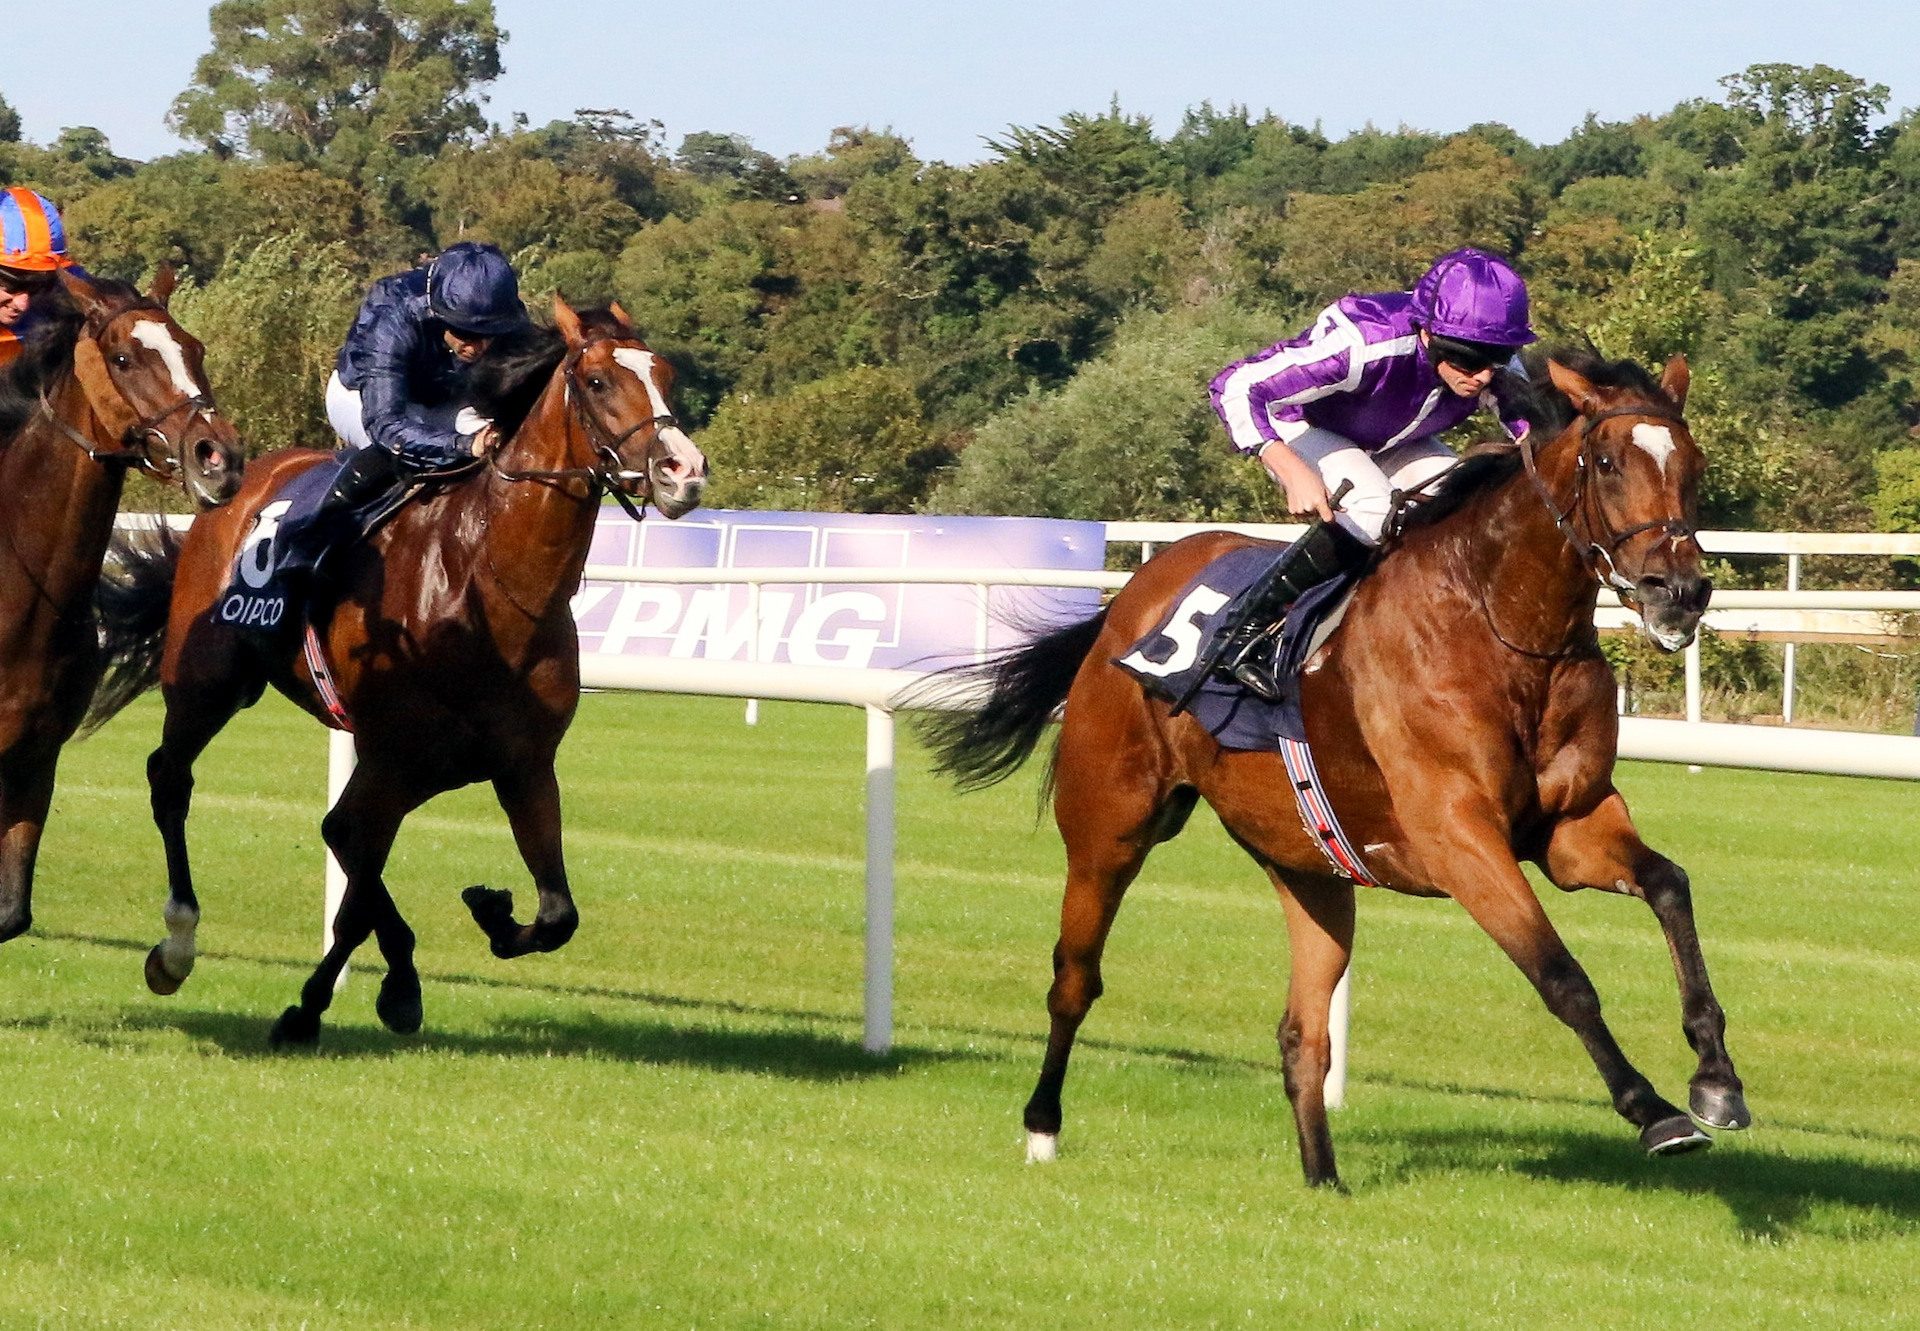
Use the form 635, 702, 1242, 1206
0, 188, 84, 372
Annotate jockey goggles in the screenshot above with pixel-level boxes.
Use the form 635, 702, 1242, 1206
1426, 332, 1516, 375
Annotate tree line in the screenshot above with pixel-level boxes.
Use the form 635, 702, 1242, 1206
5, 1, 1920, 535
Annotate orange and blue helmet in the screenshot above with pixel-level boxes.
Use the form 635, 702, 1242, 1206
1, 188, 76, 274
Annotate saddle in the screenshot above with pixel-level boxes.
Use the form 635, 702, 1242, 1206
213, 454, 470, 636
1115, 544, 1360, 750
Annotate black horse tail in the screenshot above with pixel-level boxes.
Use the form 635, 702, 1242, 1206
81, 522, 182, 736
909, 609, 1109, 796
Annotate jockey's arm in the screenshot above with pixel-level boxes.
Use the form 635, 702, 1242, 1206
354, 312, 467, 467
1259, 440, 1334, 522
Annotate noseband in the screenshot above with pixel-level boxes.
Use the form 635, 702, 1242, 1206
489, 338, 677, 522
1519, 402, 1698, 599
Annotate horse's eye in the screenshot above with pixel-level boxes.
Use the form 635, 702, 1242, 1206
1596, 453, 1615, 474
587, 377, 606, 392
112, 353, 132, 369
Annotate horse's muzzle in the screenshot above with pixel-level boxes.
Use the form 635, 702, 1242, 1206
1635, 572, 1712, 653
650, 452, 707, 520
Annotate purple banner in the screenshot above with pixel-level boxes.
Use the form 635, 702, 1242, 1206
571, 508, 1107, 670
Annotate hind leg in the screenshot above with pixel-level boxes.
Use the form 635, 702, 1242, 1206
1023, 686, 1179, 1162
270, 759, 421, 1046
1267, 869, 1355, 1188
461, 759, 578, 959
144, 676, 253, 994
1543, 791, 1748, 1131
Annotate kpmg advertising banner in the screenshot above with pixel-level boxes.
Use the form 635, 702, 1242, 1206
572, 509, 1107, 671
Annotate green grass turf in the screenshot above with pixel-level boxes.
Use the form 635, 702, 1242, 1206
2, 691, 1917, 1328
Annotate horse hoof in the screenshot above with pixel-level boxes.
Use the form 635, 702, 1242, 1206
1026, 1132, 1058, 1164
462, 884, 515, 931
1642, 1115, 1712, 1157
268, 1006, 321, 1049
375, 976, 423, 1034
144, 944, 186, 996
0, 909, 30, 945
1690, 1083, 1752, 1132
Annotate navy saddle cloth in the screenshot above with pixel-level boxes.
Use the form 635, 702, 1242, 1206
213, 454, 404, 635
1115, 543, 1358, 749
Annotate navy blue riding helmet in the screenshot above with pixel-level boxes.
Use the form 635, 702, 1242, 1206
427, 241, 528, 337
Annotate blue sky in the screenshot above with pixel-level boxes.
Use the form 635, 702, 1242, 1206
8, 1, 1920, 165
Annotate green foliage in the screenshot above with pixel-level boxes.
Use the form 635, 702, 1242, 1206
0, 92, 21, 144
169, 0, 504, 236
932, 301, 1289, 521
1871, 447, 1920, 531
699, 365, 946, 512
170, 232, 364, 449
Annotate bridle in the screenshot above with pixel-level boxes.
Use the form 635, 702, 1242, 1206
1518, 401, 1698, 603
488, 336, 675, 522
36, 321, 216, 481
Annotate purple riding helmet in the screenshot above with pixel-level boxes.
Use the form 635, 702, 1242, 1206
1411, 247, 1536, 347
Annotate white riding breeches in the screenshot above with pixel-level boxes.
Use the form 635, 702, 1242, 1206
325, 370, 489, 452
1281, 426, 1458, 545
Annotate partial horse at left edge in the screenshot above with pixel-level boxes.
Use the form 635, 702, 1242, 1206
0, 268, 244, 943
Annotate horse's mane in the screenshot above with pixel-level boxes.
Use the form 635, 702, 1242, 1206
1396, 346, 1674, 533
466, 308, 629, 441
0, 278, 157, 442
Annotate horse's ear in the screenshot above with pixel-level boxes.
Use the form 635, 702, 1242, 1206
1660, 354, 1690, 411
58, 268, 117, 327
1546, 358, 1602, 416
150, 263, 178, 310
552, 293, 584, 348
609, 300, 635, 334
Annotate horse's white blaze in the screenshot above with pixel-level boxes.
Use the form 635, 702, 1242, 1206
1025, 1131, 1058, 1164
131, 319, 201, 398
1631, 423, 1677, 476
611, 346, 705, 476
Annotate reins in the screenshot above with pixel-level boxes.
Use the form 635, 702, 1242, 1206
485, 338, 675, 523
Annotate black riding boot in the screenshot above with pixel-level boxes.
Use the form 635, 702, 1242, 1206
1217, 521, 1372, 700
321, 445, 409, 518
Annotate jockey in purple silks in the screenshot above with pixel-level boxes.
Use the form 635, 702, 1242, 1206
1205, 247, 1538, 698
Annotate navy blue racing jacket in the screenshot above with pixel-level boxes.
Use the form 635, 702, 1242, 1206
333, 244, 528, 466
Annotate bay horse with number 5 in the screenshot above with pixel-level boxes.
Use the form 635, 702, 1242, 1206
85, 298, 705, 1045
0, 268, 242, 944
919, 351, 1748, 1187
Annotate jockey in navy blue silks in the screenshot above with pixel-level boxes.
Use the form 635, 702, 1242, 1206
319, 241, 531, 515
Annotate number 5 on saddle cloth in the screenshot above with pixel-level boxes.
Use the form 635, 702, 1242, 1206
1164, 480, 1368, 713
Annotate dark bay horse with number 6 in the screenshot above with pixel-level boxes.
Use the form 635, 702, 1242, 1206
920, 352, 1748, 1187
85, 298, 705, 1045
0, 269, 242, 944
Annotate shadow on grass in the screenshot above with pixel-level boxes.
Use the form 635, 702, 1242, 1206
42, 927, 1273, 1075
1363, 1068, 1920, 1155
97, 1003, 987, 1081
1370, 1123, 1920, 1240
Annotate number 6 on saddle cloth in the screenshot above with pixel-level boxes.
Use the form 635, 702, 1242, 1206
214, 445, 472, 635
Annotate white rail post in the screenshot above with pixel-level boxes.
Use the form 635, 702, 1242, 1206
324, 728, 356, 990
1326, 967, 1351, 1109
1685, 634, 1702, 724
744, 580, 762, 726
1782, 553, 1800, 724
863, 705, 896, 1054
